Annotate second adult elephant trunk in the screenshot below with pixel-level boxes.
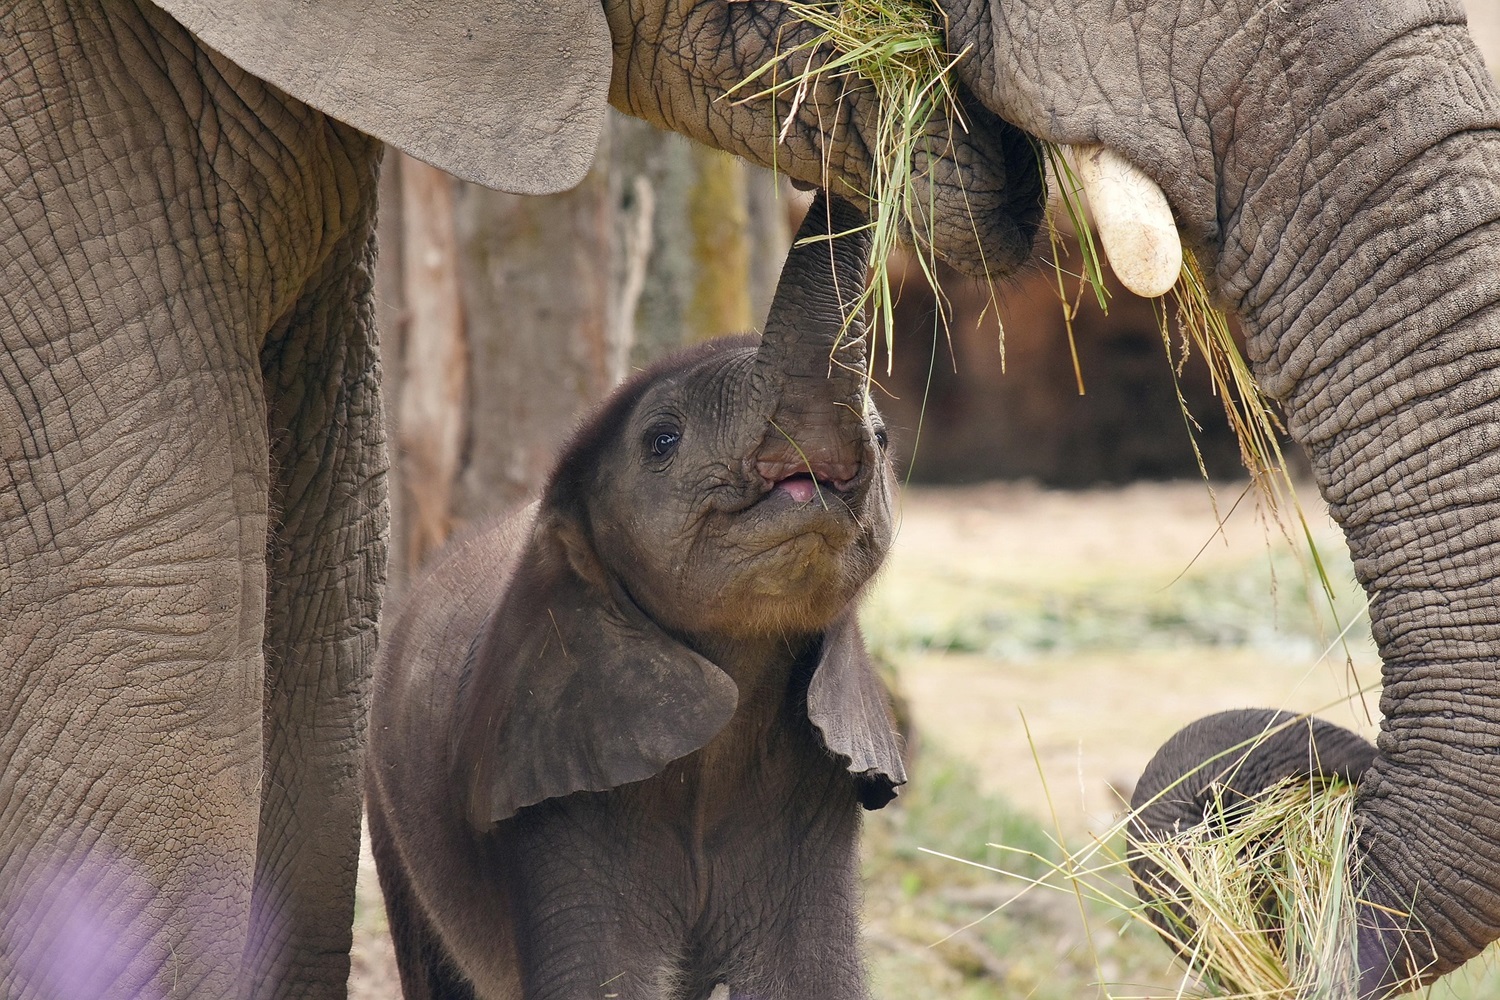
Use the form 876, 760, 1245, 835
750, 194, 875, 489
935, 0, 1500, 991
1319, 175, 1500, 996
1151, 21, 1500, 995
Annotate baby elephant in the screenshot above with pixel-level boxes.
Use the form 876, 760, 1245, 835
366, 193, 905, 1000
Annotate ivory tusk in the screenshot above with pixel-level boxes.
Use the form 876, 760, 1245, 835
1063, 144, 1183, 298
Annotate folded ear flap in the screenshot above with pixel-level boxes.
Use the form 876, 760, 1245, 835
807, 615, 907, 810
454, 519, 738, 828
154, 0, 610, 194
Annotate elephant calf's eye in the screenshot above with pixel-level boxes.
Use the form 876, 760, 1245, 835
874, 427, 889, 450
649, 429, 681, 457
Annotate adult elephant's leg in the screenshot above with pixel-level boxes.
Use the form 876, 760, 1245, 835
0, 7, 272, 994
244, 137, 386, 999
2, 4, 384, 997
0, 278, 267, 998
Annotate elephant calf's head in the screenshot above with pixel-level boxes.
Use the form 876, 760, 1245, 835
447, 193, 904, 828
547, 192, 893, 644
369, 202, 905, 1000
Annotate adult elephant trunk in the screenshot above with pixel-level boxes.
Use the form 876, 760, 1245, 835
940, 0, 1500, 991
1317, 147, 1500, 994
749, 194, 875, 490
1292, 120, 1500, 996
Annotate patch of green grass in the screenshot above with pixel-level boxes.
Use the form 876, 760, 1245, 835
862, 751, 1174, 999
872, 754, 1057, 878
865, 548, 1371, 663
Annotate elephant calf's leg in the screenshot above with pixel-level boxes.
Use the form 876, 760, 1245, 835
717, 823, 869, 1000
365, 801, 476, 1000
244, 147, 387, 1000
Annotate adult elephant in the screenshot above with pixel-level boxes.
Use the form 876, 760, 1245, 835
1, 1, 1495, 1000
928, 0, 1500, 994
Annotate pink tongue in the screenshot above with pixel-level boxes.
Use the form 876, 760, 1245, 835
777, 476, 819, 503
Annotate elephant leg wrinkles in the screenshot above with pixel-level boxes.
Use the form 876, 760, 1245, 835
0, 3, 383, 998
249, 143, 385, 999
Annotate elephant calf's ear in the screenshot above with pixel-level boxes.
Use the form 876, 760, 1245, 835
807, 615, 907, 810
453, 521, 738, 828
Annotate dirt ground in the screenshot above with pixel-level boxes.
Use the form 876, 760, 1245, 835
349, 480, 1395, 998
868, 480, 1381, 833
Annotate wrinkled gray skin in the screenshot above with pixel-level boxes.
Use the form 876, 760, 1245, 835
366, 194, 904, 1000
4, 0, 1500, 997
927, 0, 1500, 992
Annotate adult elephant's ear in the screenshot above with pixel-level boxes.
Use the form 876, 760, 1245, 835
807, 615, 907, 810
152, 0, 610, 194
453, 514, 738, 828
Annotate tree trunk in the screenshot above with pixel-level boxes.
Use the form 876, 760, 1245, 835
610, 115, 789, 363
394, 159, 469, 573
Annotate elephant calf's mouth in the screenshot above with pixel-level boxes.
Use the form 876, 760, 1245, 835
728, 472, 861, 534
754, 456, 861, 502
771, 472, 832, 504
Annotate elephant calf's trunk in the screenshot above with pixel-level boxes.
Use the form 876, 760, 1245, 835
754, 192, 872, 391
747, 192, 876, 497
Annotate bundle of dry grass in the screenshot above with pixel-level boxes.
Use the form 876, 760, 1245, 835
733, 2, 1297, 506
1130, 778, 1374, 999
728, 0, 968, 373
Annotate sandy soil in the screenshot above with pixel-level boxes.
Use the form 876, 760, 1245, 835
877, 480, 1380, 833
